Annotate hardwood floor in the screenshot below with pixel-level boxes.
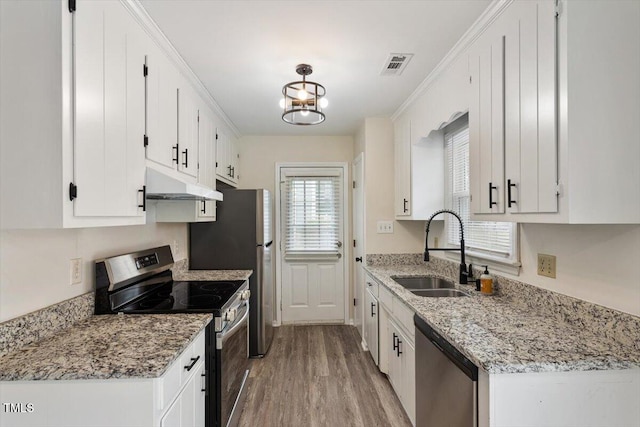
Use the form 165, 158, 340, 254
237, 325, 412, 427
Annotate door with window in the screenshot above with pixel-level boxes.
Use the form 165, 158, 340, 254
280, 167, 345, 323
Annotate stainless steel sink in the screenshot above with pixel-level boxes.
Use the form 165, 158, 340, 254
392, 276, 455, 290
410, 289, 469, 298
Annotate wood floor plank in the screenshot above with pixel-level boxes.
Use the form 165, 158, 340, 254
237, 325, 412, 427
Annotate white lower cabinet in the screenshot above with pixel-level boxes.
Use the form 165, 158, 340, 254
374, 278, 416, 425
363, 286, 379, 366
0, 332, 205, 427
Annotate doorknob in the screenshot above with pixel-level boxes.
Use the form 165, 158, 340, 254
355, 257, 362, 263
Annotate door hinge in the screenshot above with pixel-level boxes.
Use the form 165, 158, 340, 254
69, 183, 77, 201
143, 64, 148, 77
143, 134, 149, 147
469, 75, 472, 84
215, 133, 218, 140
68, 0, 76, 13
353, 239, 356, 248
280, 300, 282, 311
555, 182, 563, 196
353, 298, 356, 307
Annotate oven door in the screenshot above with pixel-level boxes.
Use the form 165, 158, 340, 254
216, 302, 250, 427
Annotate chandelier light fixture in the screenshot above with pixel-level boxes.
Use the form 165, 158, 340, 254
280, 64, 328, 125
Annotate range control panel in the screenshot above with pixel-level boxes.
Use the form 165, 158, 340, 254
135, 253, 159, 270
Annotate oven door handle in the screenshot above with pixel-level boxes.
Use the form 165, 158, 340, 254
217, 304, 249, 349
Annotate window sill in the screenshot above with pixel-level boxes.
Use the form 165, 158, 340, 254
444, 250, 521, 276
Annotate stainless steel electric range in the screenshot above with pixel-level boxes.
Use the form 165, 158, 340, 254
94, 245, 250, 427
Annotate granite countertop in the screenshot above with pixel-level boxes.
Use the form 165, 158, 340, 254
172, 259, 252, 282
0, 313, 211, 381
365, 264, 640, 375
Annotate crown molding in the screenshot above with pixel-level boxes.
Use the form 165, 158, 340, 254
391, 0, 514, 121
122, 0, 241, 138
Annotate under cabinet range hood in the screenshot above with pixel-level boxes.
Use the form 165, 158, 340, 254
145, 168, 223, 201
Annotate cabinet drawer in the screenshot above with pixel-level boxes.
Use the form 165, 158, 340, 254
180, 331, 205, 384
378, 285, 393, 311
161, 330, 205, 410
365, 278, 379, 297
392, 298, 415, 342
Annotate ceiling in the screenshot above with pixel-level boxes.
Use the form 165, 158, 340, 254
140, 0, 491, 136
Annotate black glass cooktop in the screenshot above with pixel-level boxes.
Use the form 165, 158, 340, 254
120, 280, 246, 314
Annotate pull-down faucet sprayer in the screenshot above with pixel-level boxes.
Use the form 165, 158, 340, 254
424, 209, 468, 284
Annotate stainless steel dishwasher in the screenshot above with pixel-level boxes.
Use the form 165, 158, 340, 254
414, 314, 478, 427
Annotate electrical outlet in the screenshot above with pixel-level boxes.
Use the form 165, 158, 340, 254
376, 221, 394, 234
70, 258, 82, 285
537, 253, 556, 278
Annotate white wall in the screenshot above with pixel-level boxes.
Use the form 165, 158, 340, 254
356, 117, 427, 254
236, 135, 354, 193
0, 223, 187, 322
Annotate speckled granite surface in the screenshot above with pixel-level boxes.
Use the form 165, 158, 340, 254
365, 255, 640, 374
0, 293, 94, 358
0, 313, 211, 381
172, 259, 252, 281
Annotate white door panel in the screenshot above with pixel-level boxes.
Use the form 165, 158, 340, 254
280, 166, 346, 323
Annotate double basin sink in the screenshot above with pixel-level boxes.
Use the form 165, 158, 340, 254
392, 276, 469, 298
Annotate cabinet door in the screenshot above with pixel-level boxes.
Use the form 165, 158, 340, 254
504, 1, 558, 214
74, 0, 146, 217
394, 119, 411, 217
147, 44, 179, 170
215, 129, 230, 180
469, 34, 505, 215
229, 140, 239, 183
387, 321, 403, 394
364, 288, 379, 365
177, 87, 198, 178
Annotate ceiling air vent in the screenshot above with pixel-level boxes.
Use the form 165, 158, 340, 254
380, 53, 414, 76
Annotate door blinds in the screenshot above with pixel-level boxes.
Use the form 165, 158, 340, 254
446, 125, 515, 258
283, 174, 341, 255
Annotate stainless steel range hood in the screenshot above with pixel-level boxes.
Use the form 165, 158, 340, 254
146, 168, 223, 201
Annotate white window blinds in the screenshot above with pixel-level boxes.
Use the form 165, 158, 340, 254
283, 174, 341, 255
446, 122, 516, 260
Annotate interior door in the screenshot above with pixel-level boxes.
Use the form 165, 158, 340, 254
353, 154, 365, 338
280, 166, 345, 323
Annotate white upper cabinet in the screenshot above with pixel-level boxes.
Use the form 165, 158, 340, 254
468, 0, 639, 223
177, 86, 199, 178
468, 33, 506, 215
0, 0, 148, 229
503, 0, 557, 215
146, 44, 180, 171
394, 117, 412, 217
74, 0, 147, 219
215, 130, 239, 187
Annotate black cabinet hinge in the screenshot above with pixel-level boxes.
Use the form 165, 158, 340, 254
215, 161, 218, 167
215, 133, 218, 140
143, 64, 148, 77
352, 180, 356, 189
68, 0, 76, 13
69, 183, 77, 201
143, 134, 149, 147
353, 240, 356, 248
353, 298, 356, 307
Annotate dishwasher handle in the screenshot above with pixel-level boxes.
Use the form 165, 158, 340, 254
414, 314, 478, 381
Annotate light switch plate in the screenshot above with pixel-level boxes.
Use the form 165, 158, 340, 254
537, 253, 556, 278
376, 221, 394, 234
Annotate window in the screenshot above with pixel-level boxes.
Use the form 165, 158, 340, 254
445, 116, 519, 268
283, 173, 341, 255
